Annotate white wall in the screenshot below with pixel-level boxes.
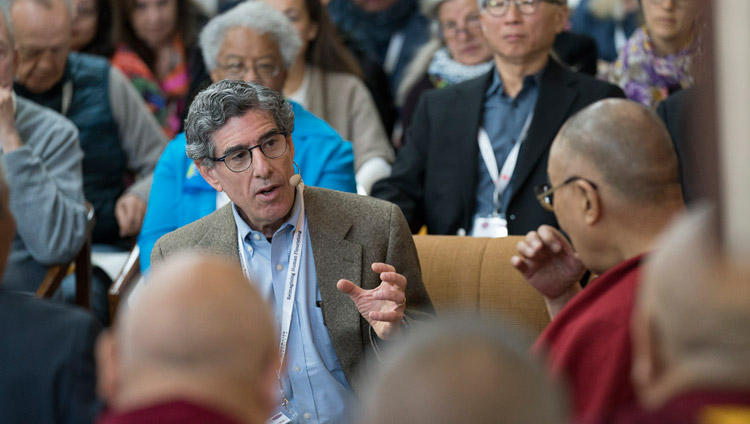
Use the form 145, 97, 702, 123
714, 0, 750, 254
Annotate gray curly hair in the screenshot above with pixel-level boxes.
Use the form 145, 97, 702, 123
185, 79, 295, 167
199, 1, 302, 71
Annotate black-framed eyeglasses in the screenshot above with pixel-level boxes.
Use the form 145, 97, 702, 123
217, 56, 281, 81
534, 176, 598, 212
481, 0, 565, 17
211, 131, 289, 173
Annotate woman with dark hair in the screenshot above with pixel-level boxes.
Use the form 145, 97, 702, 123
111, 0, 208, 138
71, 0, 115, 57
263, 0, 395, 194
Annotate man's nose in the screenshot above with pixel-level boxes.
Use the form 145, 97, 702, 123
251, 149, 274, 178
504, 0, 522, 22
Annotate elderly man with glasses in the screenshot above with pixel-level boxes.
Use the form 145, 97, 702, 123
373, 0, 623, 238
511, 98, 685, 423
152, 78, 434, 424
137, 1, 358, 273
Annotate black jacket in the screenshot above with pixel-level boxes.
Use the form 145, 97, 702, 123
372, 59, 624, 235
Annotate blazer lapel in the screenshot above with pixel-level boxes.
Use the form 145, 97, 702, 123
510, 60, 579, 201
198, 204, 241, 266
304, 187, 363, 376
451, 71, 493, 222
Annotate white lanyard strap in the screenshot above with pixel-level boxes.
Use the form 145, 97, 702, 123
478, 111, 534, 214
237, 184, 306, 367
384, 31, 405, 75
62, 80, 73, 116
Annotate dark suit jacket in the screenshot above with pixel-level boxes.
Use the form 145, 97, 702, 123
372, 59, 624, 236
152, 186, 434, 393
656, 88, 695, 204
0, 290, 102, 424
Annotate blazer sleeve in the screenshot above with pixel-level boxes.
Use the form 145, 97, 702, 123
371, 93, 433, 233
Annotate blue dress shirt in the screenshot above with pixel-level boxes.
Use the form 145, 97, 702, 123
474, 67, 541, 223
233, 187, 356, 424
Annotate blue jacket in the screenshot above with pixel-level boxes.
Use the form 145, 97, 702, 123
138, 101, 356, 272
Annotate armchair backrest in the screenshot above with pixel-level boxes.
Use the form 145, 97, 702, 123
413, 235, 550, 337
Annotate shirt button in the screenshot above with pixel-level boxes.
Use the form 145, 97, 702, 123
304, 413, 311, 420
509, 214, 516, 220
294, 366, 301, 372
253, 234, 260, 241
276, 264, 283, 271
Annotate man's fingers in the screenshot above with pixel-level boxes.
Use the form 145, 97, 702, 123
379, 271, 406, 290
511, 255, 529, 274
336, 279, 363, 298
373, 288, 405, 305
371, 262, 395, 274
369, 310, 403, 322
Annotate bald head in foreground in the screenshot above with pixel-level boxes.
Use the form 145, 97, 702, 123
361, 318, 569, 424
623, 207, 750, 423
511, 98, 685, 422
96, 255, 278, 424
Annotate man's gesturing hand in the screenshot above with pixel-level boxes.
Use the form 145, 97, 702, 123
511, 225, 586, 318
337, 262, 407, 340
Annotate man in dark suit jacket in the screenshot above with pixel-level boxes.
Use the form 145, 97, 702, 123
0, 163, 102, 423
373, 0, 624, 236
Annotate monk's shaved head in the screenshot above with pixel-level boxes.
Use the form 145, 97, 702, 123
553, 99, 681, 204
362, 319, 568, 424
99, 254, 277, 423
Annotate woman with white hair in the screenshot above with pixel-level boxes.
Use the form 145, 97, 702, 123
137, 1, 357, 273
396, 0, 492, 135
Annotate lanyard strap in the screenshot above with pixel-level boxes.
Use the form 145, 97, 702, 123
383, 31, 405, 75
237, 184, 306, 367
61, 80, 73, 116
478, 111, 534, 215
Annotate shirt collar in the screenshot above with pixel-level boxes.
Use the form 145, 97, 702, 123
484, 62, 546, 100
232, 185, 304, 244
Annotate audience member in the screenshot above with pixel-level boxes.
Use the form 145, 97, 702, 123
262, 0, 395, 194
372, 0, 623, 236
511, 98, 684, 422
0, 163, 102, 423
152, 79, 434, 423
96, 254, 278, 424
328, 0, 430, 96
4, 0, 167, 248
570, 0, 639, 63
608, 0, 699, 107
137, 1, 357, 272
396, 0, 493, 131
361, 318, 569, 424
112, 0, 208, 138
551, 30, 598, 76
612, 207, 750, 424
71, 0, 114, 57
0, 6, 88, 291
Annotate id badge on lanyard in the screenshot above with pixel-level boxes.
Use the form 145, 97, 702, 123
238, 185, 306, 424
472, 112, 533, 237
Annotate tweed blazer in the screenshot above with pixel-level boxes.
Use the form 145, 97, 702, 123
152, 185, 434, 393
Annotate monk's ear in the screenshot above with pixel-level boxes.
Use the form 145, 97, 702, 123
576, 179, 600, 225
